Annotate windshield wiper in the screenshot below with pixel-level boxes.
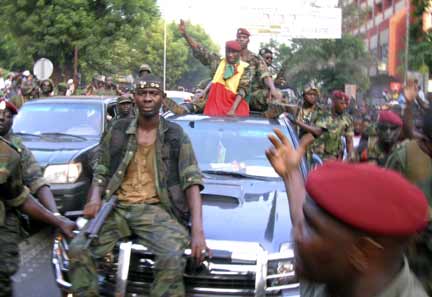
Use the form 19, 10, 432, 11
202, 170, 277, 181
13, 132, 42, 138
40, 132, 87, 141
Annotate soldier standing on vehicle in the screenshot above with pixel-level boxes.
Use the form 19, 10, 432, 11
259, 48, 278, 79
309, 90, 354, 161
68, 75, 207, 297
172, 20, 284, 117
114, 94, 134, 120
0, 112, 75, 296
0, 99, 59, 213
265, 130, 429, 297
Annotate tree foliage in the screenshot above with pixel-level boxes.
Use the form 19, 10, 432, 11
408, 0, 432, 74
262, 35, 371, 95
0, 1, 218, 88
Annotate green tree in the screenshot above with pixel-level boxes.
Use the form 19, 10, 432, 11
0, 0, 159, 81
408, 0, 432, 74
262, 35, 371, 95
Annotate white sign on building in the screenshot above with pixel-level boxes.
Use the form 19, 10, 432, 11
240, 7, 342, 39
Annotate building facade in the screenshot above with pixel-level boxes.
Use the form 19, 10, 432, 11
344, 0, 409, 82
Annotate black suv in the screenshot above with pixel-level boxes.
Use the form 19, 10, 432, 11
12, 96, 118, 212
53, 114, 311, 297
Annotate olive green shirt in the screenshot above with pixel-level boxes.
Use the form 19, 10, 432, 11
301, 259, 428, 297
0, 137, 30, 225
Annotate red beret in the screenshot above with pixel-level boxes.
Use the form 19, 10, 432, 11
225, 40, 242, 52
0, 99, 18, 115
306, 161, 429, 236
331, 90, 349, 102
378, 110, 403, 127
237, 28, 250, 37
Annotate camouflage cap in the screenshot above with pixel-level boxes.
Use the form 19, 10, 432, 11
117, 94, 133, 104
139, 64, 152, 73
135, 75, 163, 92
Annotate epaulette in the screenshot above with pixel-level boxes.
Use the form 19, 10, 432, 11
0, 136, 21, 153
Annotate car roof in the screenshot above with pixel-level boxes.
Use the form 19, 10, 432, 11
165, 90, 194, 98
25, 96, 117, 105
169, 114, 282, 126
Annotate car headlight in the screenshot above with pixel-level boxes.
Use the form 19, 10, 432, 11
266, 243, 297, 288
44, 163, 82, 184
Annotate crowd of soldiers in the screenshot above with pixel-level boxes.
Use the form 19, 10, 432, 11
0, 19, 431, 297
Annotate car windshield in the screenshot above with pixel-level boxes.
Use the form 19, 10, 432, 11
13, 102, 103, 138
175, 117, 289, 179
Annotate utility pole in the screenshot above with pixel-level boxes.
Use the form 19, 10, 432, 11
73, 46, 79, 94
404, 0, 410, 84
163, 19, 167, 91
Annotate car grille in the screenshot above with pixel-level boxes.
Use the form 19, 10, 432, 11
97, 251, 257, 296
53, 235, 299, 297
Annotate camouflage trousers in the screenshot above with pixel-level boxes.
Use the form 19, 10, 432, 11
68, 202, 189, 297
0, 212, 20, 297
407, 220, 432, 296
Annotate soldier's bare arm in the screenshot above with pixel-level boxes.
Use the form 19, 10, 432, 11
20, 195, 76, 238
35, 185, 58, 213
266, 130, 313, 227
186, 185, 207, 263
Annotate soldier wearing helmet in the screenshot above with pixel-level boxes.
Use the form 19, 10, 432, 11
138, 64, 152, 79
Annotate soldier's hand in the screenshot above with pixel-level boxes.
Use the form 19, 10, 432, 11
179, 19, 187, 36
266, 129, 311, 178
271, 89, 283, 101
403, 79, 418, 104
58, 217, 77, 239
191, 228, 209, 264
83, 200, 102, 219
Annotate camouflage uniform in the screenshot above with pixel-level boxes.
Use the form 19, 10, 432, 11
311, 112, 354, 160
164, 44, 253, 115
296, 105, 324, 139
69, 117, 203, 297
0, 137, 30, 297
386, 140, 432, 295
6, 133, 48, 194
191, 47, 282, 113
239, 50, 274, 112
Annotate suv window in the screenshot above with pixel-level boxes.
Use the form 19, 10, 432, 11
13, 102, 104, 137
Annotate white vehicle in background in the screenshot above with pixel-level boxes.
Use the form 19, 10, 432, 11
165, 90, 194, 104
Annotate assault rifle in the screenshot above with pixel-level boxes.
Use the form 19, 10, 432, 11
84, 195, 118, 248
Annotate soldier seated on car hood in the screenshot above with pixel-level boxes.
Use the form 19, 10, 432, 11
68, 75, 208, 297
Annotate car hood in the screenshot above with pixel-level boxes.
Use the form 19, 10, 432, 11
21, 138, 98, 167
202, 176, 293, 254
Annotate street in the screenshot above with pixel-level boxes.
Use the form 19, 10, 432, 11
13, 227, 61, 297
